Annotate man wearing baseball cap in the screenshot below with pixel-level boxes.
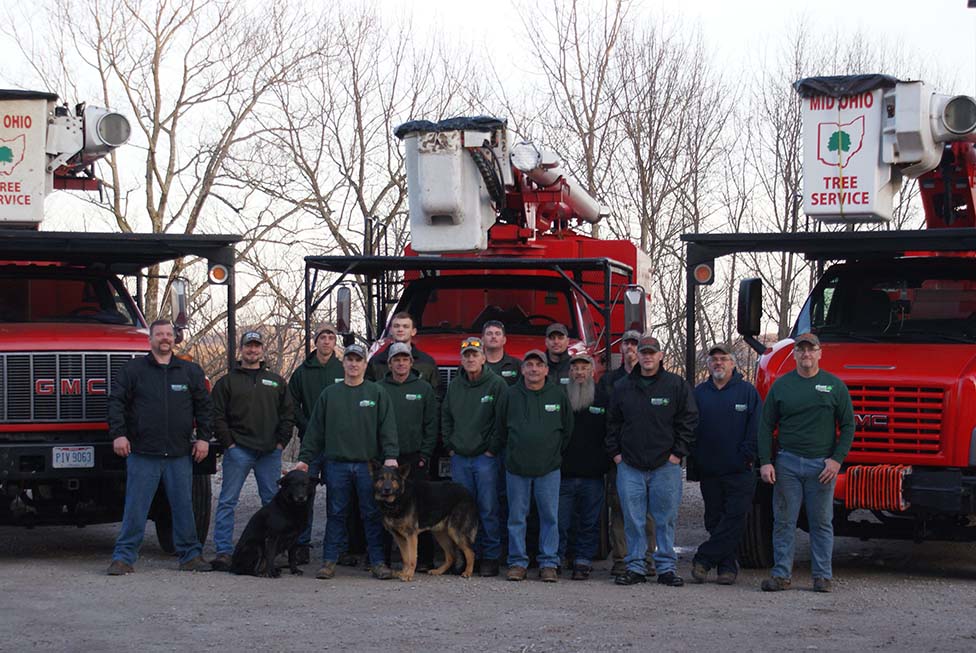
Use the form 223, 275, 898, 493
599, 329, 656, 577
442, 337, 509, 577
499, 349, 573, 582
210, 331, 295, 571
607, 335, 698, 587
379, 342, 439, 570
689, 343, 761, 586
544, 323, 572, 387
367, 312, 439, 393
296, 342, 400, 581
759, 333, 854, 593
289, 322, 351, 566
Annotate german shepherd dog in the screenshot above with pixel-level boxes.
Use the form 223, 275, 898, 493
230, 469, 317, 578
370, 463, 479, 581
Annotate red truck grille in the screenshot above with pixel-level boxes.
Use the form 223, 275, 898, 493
847, 384, 944, 456
0, 352, 141, 423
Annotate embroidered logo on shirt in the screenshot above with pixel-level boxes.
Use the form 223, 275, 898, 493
501, 370, 517, 377
650, 397, 670, 406
815, 384, 833, 393
405, 394, 422, 401
261, 379, 279, 387
480, 395, 495, 403
735, 403, 747, 412
559, 377, 570, 384
588, 406, 606, 415
334, 377, 345, 383
170, 384, 188, 392
359, 400, 376, 408
544, 404, 560, 412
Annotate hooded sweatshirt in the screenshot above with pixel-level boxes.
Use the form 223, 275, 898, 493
289, 350, 344, 438
212, 363, 294, 452
380, 370, 439, 457
691, 369, 761, 477
441, 366, 509, 456
298, 380, 398, 464
501, 381, 574, 477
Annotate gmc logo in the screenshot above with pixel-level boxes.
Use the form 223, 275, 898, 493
34, 379, 107, 396
855, 413, 888, 430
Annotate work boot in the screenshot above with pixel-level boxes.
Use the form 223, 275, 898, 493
294, 545, 311, 566
813, 577, 833, 593
656, 571, 684, 587
210, 553, 232, 572
610, 560, 627, 577
507, 565, 527, 581
691, 562, 709, 584
571, 564, 591, 581
480, 559, 500, 577
716, 571, 737, 586
371, 563, 394, 580
337, 552, 359, 567
178, 556, 212, 572
540, 567, 558, 583
106, 560, 134, 576
645, 560, 657, 578
614, 570, 647, 586
315, 562, 336, 580
761, 576, 791, 592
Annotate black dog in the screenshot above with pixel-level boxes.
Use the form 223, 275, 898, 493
370, 463, 479, 581
229, 470, 317, 578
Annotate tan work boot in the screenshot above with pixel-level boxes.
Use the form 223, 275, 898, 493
315, 561, 336, 579
106, 560, 134, 576
506, 565, 527, 581
539, 567, 558, 583
178, 556, 212, 572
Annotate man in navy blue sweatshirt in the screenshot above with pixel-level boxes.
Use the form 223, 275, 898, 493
689, 343, 761, 585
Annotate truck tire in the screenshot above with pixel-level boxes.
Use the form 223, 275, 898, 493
738, 482, 774, 569
154, 475, 213, 554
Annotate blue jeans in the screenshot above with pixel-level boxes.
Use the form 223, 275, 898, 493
450, 453, 501, 560
112, 453, 202, 565
616, 460, 682, 575
507, 469, 560, 569
694, 470, 756, 574
558, 476, 604, 566
323, 460, 385, 567
213, 445, 282, 555
772, 450, 836, 580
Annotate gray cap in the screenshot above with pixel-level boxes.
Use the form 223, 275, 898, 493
522, 349, 548, 364
388, 342, 413, 359
794, 333, 821, 347
621, 329, 641, 343
708, 343, 732, 356
461, 337, 484, 354
344, 343, 367, 359
546, 323, 568, 337
637, 335, 662, 353
241, 330, 263, 346
569, 353, 594, 365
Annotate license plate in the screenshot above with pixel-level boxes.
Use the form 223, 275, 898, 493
53, 446, 95, 469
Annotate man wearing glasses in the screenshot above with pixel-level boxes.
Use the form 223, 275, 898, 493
758, 333, 854, 593
689, 343, 761, 586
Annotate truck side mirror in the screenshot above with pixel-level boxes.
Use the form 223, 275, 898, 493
169, 277, 189, 344
336, 286, 352, 335
737, 278, 768, 355
623, 285, 647, 333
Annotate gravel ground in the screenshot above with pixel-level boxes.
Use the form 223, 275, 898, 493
2, 467, 976, 652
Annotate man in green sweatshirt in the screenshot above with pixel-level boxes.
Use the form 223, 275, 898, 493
289, 322, 351, 565
442, 337, 509, 577
758, 333, 854, 594
500, 349, 574, 582
296, 343, 400, 581
380, 341, 439, 570
211, 331, 295, 570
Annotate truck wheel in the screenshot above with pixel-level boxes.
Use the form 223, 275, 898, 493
154, 475, 213, 554
738, 482, 774, 569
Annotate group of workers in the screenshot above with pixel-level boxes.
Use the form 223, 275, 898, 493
104, 313, 854, 593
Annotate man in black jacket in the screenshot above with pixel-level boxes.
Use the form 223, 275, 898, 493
106, 319, 214, 575
607, 335, 698, 587
210, 331, 295, 570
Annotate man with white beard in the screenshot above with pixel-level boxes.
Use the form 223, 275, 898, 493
557, 354, 611, 580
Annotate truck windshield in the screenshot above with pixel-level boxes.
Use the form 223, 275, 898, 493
795, 258, 976, 343
0, 269, 140, 326
394, 275, 579, 337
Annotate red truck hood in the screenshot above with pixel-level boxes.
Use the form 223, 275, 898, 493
0, 323, 149, 352
764, 340, 976, 387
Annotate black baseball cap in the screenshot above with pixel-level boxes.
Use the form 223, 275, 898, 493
241, 331, 263, 346
546, 323, 568, 337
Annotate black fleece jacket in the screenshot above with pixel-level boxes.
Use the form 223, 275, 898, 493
212, 363, 295, 451
606, 365, 699, 471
